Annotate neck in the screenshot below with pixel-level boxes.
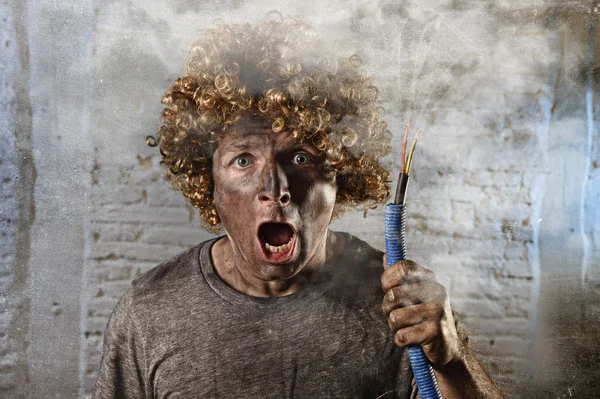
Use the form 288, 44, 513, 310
211, 230, 345, 298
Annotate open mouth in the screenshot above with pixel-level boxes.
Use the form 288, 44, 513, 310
258, 223, 297, 263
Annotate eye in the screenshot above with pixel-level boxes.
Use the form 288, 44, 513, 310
292, 152, 314, 165
234, 155, 252, 168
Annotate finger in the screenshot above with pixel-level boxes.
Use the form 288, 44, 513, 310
381, 260, 418, 292
387, 303, 440, 333
393, 319, 441, 348
382, 283, 443, 314
381, 260, 435, 292
382, 285, 422, 314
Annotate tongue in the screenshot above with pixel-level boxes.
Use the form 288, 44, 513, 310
261, 223, 293, 246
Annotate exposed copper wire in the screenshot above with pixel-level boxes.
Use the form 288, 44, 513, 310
402, 120, 410, 173
405, 130, 422, 175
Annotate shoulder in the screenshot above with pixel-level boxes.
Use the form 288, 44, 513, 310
337, 231, 384, 270
349, 233, 383, 257
127, 237, 216, 307
329, 231, 384, 293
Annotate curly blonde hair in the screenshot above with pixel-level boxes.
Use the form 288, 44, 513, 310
148, 12, 392, 232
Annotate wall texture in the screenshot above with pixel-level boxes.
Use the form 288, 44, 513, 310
0, 0, 598, 398
0, 2, 22, 392
530, 6, 600, 396
1, 1, 34, 397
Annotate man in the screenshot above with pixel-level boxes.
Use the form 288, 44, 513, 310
94, 13, 505, 398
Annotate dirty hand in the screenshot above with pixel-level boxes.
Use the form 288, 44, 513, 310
381, 257, 462, 366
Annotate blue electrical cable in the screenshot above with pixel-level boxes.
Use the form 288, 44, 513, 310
385, 174, 442, 399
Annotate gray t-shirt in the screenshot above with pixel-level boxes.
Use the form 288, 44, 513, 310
93, 233, 418, 398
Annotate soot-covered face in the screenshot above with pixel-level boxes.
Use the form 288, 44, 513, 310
211, 116, 337, 282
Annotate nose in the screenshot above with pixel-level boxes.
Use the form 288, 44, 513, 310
258, 161, 291, 205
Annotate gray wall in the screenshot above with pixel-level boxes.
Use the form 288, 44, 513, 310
1, 0, 599, 397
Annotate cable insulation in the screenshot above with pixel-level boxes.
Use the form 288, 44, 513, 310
385, 203, 442, 399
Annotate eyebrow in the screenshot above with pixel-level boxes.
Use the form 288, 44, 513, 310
221, 142, 259, 155
220, 133, 320, 156
220, 133, 265, 155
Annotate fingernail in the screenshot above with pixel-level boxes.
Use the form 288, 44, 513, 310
387, 290, 394, 301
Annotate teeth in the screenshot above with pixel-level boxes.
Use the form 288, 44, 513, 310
265, 237, 294, 254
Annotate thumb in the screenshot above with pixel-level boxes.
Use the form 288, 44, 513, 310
382, 253, 387, 269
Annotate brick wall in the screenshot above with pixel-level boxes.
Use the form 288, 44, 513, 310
330, 1, 560, 393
